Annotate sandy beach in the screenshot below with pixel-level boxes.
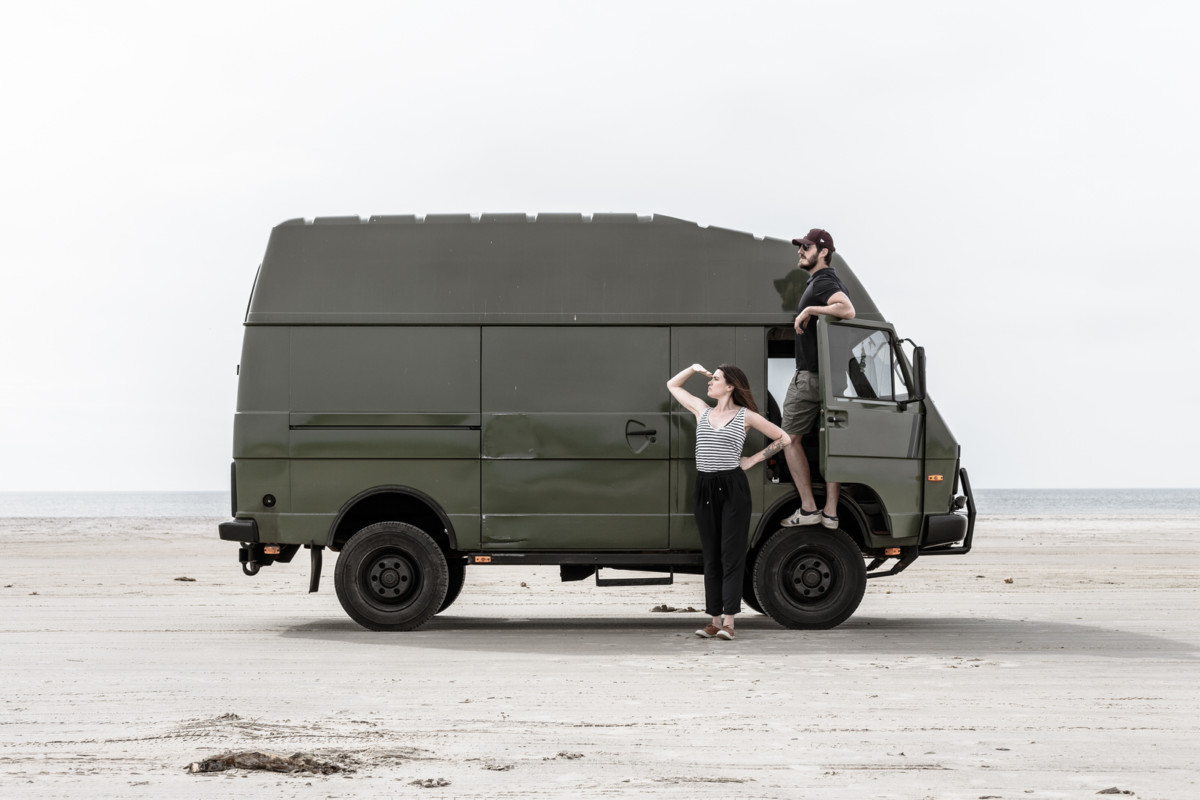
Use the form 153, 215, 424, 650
1, 515, 1197, 799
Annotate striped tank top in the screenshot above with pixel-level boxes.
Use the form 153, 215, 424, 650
695, 406, 748, 472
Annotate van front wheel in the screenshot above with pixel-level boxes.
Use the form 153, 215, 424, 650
334, 522, 449, 631
742, 567, 764, 614
753, 528, 866, 629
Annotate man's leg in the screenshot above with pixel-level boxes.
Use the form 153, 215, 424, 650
781, 371, 822, 526
824, 481, 840, 518
783, 435, 817, 512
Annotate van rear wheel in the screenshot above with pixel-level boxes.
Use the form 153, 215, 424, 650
334, 522, 448, 631
753, 528, 866, 629
439, 557, 466, 613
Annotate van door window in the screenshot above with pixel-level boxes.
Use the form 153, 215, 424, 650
765, 327, 795, 427
826, 325, 910, 402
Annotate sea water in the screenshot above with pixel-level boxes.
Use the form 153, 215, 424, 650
0, 492, 229, 518
974, 488, 1200, 516
0, 489, 1198, 518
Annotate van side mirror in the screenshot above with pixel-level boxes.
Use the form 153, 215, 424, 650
912, 346, 927, 402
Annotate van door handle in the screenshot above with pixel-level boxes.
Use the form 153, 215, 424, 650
625, 421, 657, 453
826, 414, 846, 428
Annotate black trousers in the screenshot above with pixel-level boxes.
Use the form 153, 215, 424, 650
693, 468, 752, 617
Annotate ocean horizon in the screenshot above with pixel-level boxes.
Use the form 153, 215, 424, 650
1, 489, 1198, 518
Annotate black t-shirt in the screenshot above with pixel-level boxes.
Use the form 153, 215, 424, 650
794, 267, 849, 372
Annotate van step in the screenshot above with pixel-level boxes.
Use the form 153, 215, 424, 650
595, 569, 673, 587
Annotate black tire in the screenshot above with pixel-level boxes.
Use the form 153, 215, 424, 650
753, 528, 866, 629
439, 556, 466, 613
334, 522, 449, 631
742, 566, 764, 614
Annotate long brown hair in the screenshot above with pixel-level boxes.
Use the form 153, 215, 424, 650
715, 364, 758, 414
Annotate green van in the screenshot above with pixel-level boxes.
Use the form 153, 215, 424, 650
218, 213, 975, 631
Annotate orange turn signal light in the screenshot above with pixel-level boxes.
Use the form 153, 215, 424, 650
263, 545, 281, 555
927, 474, 944, 482
474, 556, 492, 564
884, 547, 901, 556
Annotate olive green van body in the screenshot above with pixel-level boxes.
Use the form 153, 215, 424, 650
220, 214, 974, 630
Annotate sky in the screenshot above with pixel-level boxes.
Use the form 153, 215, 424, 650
2, 1, 1197, 491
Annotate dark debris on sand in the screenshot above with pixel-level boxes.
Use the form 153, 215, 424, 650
186, 751, 346, 775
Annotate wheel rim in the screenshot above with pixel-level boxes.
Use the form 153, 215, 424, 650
783, 553, 834, 605
365, 552, 419, 605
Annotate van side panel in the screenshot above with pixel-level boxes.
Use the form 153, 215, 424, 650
234, 458, 290, 540
289, 425, 480, 460
236, 326, 291, 412
290, 327, 479, 413
249, 216, 884, 326
480, 326, 670, 550
234, 325, 291, 460
290, 459, 481, 549
278, 325, 482, 547
480, 461, 667, 549
233, 326, 292, 532
922, 400, 959, 516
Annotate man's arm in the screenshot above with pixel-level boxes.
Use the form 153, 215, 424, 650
795, 290, 856, 333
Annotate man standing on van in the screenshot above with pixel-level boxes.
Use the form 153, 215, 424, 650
781, 228, 856, 528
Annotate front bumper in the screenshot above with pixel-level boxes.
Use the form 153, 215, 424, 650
919, 466, 976, 555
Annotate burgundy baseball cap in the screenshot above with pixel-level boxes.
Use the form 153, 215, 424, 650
792, 228, 835, 254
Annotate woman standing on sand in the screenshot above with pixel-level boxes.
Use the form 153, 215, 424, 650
667, 363, 790, 640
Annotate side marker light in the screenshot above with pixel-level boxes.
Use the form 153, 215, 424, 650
927, 475, 944, 482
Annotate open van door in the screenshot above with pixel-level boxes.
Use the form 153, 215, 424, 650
818, 318, 925, 540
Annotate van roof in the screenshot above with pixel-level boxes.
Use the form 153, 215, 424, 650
246, 213, 881, 325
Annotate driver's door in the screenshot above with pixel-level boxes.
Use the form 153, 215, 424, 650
818, 318, 924, 539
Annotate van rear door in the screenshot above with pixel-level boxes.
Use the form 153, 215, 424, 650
480, 326, 671, 550
818, 319, 924, 540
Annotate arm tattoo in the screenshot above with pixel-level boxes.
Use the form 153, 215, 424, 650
760, 439, 786, 459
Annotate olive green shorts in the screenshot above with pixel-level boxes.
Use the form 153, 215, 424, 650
781, 370, 820, 436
